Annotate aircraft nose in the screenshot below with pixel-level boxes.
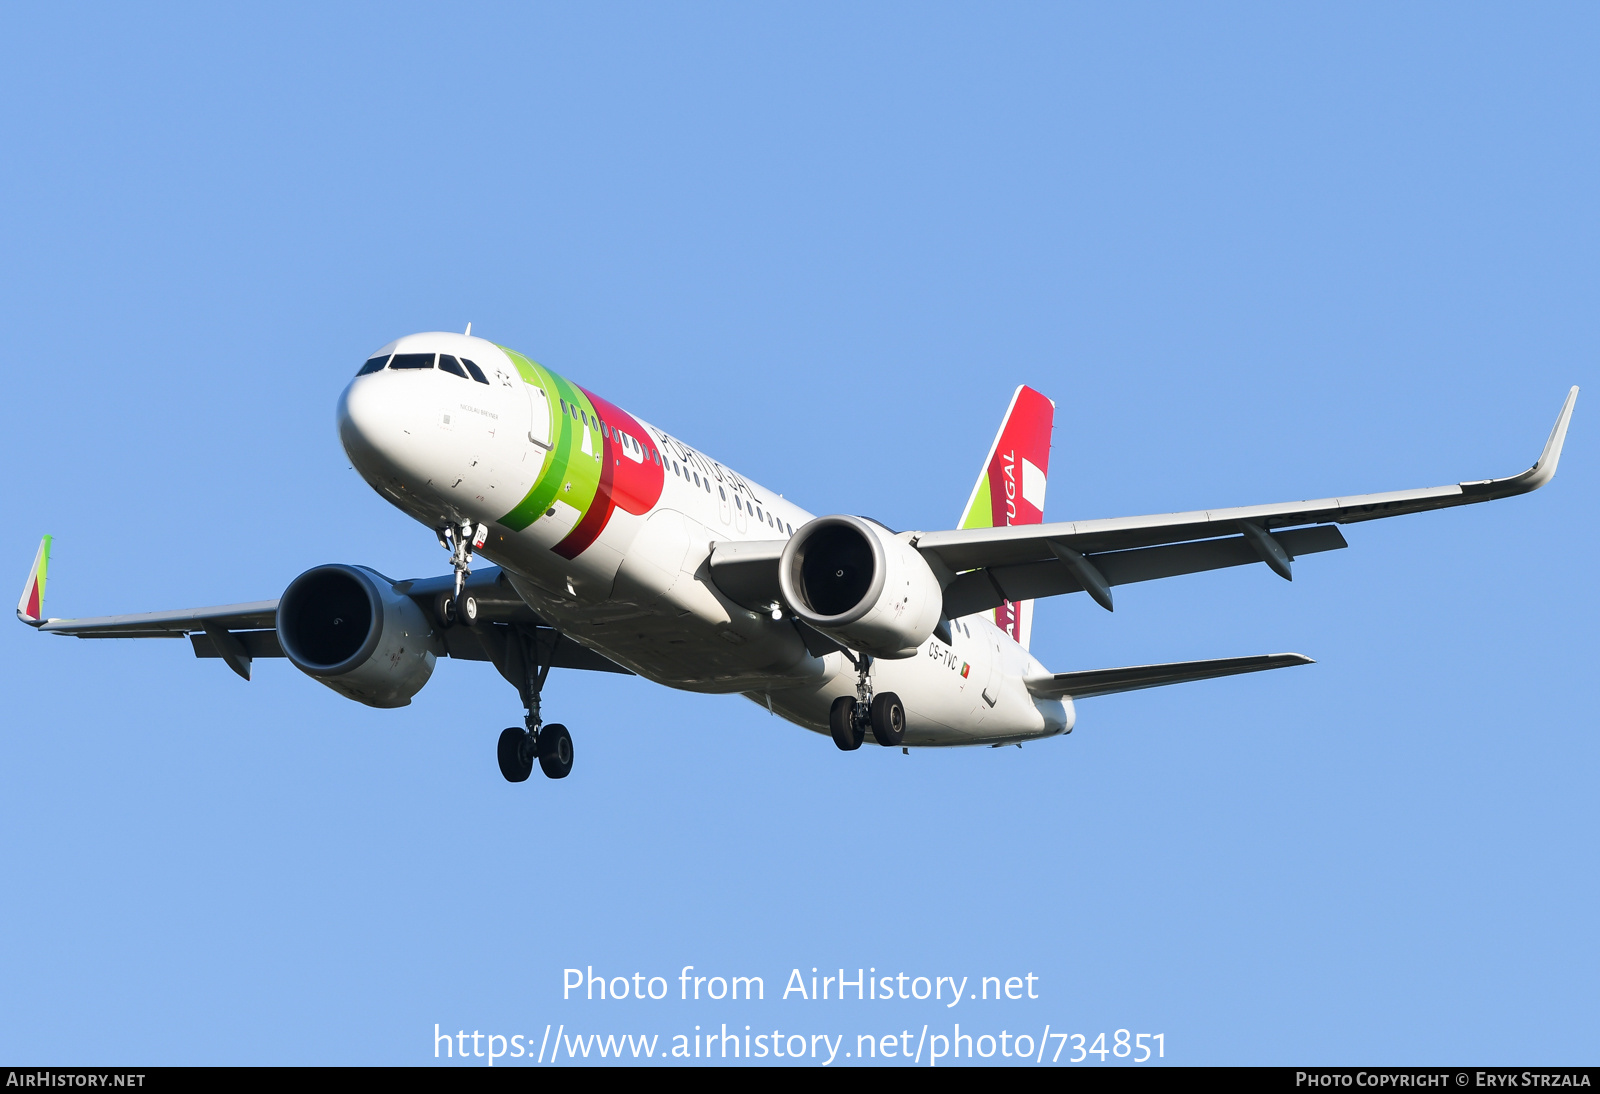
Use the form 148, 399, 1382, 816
338, 369, 443, 485
338, 374, 398, 470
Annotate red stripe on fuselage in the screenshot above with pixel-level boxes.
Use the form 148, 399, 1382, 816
587, 391, 665, 516
551, 388, 665, 560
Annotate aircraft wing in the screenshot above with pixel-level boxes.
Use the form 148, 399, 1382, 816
38, 601, 280, 639
1025, 652, 1314, 701
21, 562, 631, 680
707, 388, 1576, 618
918, 386, 1578, 616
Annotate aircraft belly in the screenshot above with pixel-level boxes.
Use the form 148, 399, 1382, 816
500, 507, 823, 693
761, 639, 1060, 748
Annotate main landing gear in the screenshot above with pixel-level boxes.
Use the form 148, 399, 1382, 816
427, 522, 576, 782
829, 652, 906, 751
495, 627, 575, 782
497, 722, 572, 781
435, 519, 487, 626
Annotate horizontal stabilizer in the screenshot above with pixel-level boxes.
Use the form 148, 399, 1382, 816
1025, 652, 1314, 701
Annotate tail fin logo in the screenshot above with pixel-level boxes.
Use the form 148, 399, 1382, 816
957, 387, 1055, 648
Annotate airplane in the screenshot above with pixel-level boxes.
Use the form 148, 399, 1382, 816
15, 329, 1578, 782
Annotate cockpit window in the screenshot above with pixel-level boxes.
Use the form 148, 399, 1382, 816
460, 358, 490, 385
438, 354, 468, 378
357, 355, 390, 375
389, 353, 435, 370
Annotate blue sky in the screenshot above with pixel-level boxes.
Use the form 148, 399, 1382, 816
1, 3, 1595, 1066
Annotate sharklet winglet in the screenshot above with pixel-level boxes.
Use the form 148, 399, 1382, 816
16, 534, 51, 627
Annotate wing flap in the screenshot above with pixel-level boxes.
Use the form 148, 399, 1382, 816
189, 630, 285, 659
944, 526, 1347, 618
1026, 653, 1314, 701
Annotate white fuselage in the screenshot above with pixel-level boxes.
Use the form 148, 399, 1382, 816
337, 332, 1072, 746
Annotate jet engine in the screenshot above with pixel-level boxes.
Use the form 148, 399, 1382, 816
778, 515, 943, 658
277, 564, 441, 708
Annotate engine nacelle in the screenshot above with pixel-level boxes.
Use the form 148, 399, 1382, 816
277, 564, 441, 708
778, 515, 943, 659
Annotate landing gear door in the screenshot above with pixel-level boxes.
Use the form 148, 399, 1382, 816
526, 382, 553, 449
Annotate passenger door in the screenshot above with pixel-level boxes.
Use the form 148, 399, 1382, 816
526, 382, 553, 449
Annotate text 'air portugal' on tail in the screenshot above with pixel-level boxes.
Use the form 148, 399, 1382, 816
957, 386, 1054, 649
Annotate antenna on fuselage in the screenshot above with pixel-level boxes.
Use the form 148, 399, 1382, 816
464, 322, 472, 336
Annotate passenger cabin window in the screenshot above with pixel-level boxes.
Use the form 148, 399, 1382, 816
438, 354, 468, 379
460, 358, 490, 384
389, 352, 435, 370
357, 354, 390, 375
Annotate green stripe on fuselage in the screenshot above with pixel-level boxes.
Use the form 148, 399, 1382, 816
497, 346, 603, 533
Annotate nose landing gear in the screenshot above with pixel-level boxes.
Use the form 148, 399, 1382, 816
436, 520, 488, 625
494, 626, 575, 782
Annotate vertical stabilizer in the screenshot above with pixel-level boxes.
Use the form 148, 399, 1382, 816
17, 535, 51, 625
956, 387, 1054, 648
